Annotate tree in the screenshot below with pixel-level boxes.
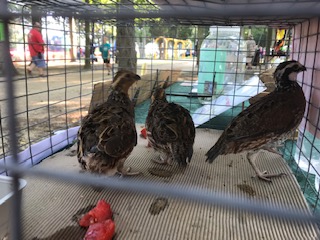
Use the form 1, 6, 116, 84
148, 20, 193, 40
196, 25, 209, 67
31, 5, 41, 26
0, 21, 18, 76
148, 20, 168, 38
135, 22, 149, 59
243, 27, 268, 47
170, 25, 193, 40
0, 2, 29, 76
83, 0, 92, 69
116, 0, 137, 72
69, 17, 76, 62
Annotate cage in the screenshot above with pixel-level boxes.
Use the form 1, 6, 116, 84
0, 0, 320, 240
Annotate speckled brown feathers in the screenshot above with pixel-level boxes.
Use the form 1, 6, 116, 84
146, 81, 195, 167
206, 60, 306, 172
206, 83, 306, 160
77, 70, 141, 176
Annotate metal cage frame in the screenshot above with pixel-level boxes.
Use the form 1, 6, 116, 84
1, 1, 320, 239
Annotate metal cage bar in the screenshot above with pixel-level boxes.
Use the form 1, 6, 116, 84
0, 0, 320, 239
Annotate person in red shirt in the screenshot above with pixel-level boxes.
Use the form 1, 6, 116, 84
27, 22, 46, 77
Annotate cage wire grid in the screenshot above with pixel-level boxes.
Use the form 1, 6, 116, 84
0, 0, 320, 239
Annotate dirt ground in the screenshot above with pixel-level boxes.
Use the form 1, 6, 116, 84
0, 59, 197, 158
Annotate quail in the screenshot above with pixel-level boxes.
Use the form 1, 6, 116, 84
77, 70, 141, 176
146, 78, 196, 167
206, 60, 306, 181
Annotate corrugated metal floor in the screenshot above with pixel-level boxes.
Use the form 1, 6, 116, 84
21, 128, 319, 240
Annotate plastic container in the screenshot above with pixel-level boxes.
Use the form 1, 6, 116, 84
198, 26, 246, 103
0, 176, 27, 239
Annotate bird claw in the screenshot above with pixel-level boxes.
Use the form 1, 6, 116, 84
252, 172, 286, 182
261, 146, 282, 156
152, 159, 164, 164
152, 158, 167, 165
118, 167, 141, 177
152, 157, 173, 166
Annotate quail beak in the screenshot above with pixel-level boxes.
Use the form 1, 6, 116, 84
300, 65, 307, 71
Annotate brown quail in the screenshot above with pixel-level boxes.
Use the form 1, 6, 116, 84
146, 79, 196, 167
77, 70, 141, 176
206, 60, 306, 181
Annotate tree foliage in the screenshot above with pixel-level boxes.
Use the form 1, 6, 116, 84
148, 20, 193, 40
243, 27, 268, 47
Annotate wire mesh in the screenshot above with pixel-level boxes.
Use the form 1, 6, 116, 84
0, 0, 320, 239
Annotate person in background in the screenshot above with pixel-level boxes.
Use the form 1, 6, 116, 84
259, 46, 264, 63
90, 43, 98, 62
77, 46, 81, 60
99, 39, 111, 75
246, 35, 256, 69
80, 47, 84, 57
27, 22, 46, 77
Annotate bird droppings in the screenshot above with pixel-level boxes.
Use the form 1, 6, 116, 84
191, 223, 201, 228
71, 205, 96, 222
148, 167, 174, 178
65, 149, 77, 157
200, 173, 212, 180
129, 229, 140, 234
149, 197, 169, 215
31, 226, 86, 240
237, 184, 256, 197
228, 160, 233, 167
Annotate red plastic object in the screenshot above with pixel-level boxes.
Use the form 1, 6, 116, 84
83, 219, 115, 240
140, 128, 147, 139
79, 200, 113, 227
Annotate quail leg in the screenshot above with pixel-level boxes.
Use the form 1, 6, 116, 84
117, 166, 141, 176
260, 146, 281, 155
246, 151, 286, 182
117, 159, 140, 177
152, 154, 173, 165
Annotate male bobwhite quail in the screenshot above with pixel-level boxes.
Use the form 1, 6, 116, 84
206, 60, 306, 181
146, 78, 196, 167
77, 69, 141, 176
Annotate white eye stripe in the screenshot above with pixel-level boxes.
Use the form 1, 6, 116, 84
274, 62, 303, 79
111, 73, 127, 87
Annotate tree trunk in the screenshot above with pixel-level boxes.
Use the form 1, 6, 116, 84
0, 41, 18, 76
116, 0, 137, 73
83, 20, 91, 69
196, 26, 210, 67
69, 17, 76, 62
140, 26, 146, 59
31, 5, 41, 25
83, 0, 91, 69
0, 22, 18, 76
